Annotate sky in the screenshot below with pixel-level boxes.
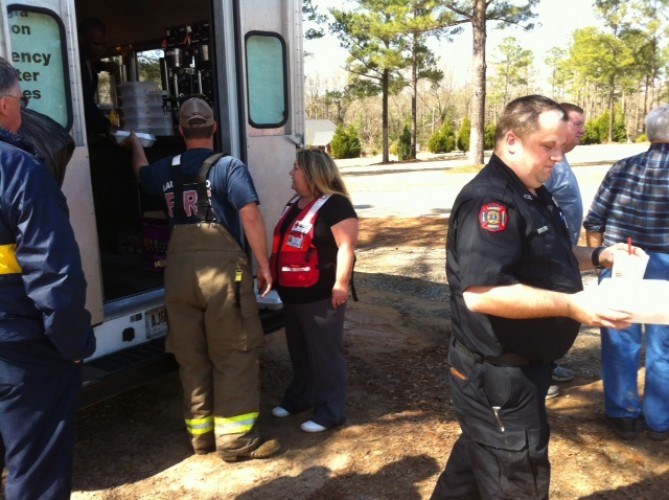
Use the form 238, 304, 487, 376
303, 0, 602, 90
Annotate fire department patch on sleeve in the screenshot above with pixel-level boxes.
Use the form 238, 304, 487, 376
479, 203, 508, 232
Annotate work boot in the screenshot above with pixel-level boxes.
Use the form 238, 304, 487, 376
249, 438, 281, 458
194, 446, 215, 455
192, 432, 215, 455
219, 438, 281, 462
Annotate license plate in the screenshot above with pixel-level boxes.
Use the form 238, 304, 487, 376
145, 305, 168, 339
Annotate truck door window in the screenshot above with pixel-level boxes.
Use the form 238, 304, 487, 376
245, 33, 287, 128
7, 6, 71, 129
135, 50, 163, 84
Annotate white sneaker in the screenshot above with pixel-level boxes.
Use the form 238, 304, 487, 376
545, 385, 560, 399
300, 420, 327, 433
271, 406, 291, 418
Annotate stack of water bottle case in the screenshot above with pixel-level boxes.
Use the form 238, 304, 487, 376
113, 82, 173, 271
116, 81, 173, 137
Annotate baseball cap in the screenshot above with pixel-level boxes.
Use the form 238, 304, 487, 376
179, 97, 214, 128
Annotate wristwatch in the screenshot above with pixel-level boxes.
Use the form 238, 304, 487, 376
591, 246, 606, 269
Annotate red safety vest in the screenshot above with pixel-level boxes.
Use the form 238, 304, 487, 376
271, 195, 330, 288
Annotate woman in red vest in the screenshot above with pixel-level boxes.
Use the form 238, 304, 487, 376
270, 149, 358, 432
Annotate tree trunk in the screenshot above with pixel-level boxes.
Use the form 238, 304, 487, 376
469, 0, 486, 165
410, 37, 418, 160
643, 74, 650, 120
382, 69, 390, 163
621, 88, 629, 142
607, 74, 615, 143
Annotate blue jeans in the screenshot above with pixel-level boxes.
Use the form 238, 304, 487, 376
599, 251, 669, 433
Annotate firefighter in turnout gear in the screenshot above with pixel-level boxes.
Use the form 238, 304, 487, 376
127, 97, 279, 461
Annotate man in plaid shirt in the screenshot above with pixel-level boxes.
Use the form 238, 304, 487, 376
584, 104, 669, 442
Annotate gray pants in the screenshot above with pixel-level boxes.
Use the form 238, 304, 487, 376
280, 298, 348, 428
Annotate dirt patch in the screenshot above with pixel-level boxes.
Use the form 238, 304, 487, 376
66, 216, 669, 499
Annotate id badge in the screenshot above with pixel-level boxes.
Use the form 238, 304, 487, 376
287, 234, 304, 249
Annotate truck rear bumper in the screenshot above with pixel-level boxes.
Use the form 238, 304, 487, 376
80, 307, 284, 408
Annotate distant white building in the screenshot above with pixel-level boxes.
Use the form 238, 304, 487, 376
305, 119, 337, 152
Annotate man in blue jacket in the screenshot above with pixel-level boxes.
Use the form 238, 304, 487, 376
0, 57, 96, 499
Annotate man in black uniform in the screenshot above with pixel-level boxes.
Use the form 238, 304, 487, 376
431, 95, 641, 499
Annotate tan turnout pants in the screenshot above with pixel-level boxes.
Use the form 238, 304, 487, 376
164, 223, 264, 456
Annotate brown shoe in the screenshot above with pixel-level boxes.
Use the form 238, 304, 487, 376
250, 438, 281, 458
194, 446, 215, 455
648, 429, 669, 441
221, 438, 281, 462
607, 416, 642, 440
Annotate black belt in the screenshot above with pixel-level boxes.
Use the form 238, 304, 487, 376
452, 337, 532, 367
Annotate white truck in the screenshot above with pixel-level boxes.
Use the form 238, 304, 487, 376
0, 0, 304, 406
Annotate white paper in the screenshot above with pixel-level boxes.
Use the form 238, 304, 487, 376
597, 279, 669, 325
611, 251, 649, 280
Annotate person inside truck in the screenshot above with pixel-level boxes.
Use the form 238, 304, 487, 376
79, 17, 137, 254
125, 97, 280, 462
78, 17, 118, 137
0, 57, 96, 499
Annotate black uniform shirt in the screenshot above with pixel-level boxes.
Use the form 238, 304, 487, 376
447, 154, 582, 364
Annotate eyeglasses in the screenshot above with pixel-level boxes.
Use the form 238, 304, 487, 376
1, 94, 29, 109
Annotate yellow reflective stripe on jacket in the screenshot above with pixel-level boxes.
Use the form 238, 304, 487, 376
215, 412, 258, 435
0, 244, 21, 274
185, 416, 214, 435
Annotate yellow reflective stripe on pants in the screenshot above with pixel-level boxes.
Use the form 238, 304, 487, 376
215, 412, 258, 435
185, 416, 214, 436
0, 244, 21, 274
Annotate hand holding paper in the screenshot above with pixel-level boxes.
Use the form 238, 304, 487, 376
598, 243, 647, 271
594, 244, 669, 324
611, 246, 649, 280
597, 279, 669, 325
568, 288, 633, 329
